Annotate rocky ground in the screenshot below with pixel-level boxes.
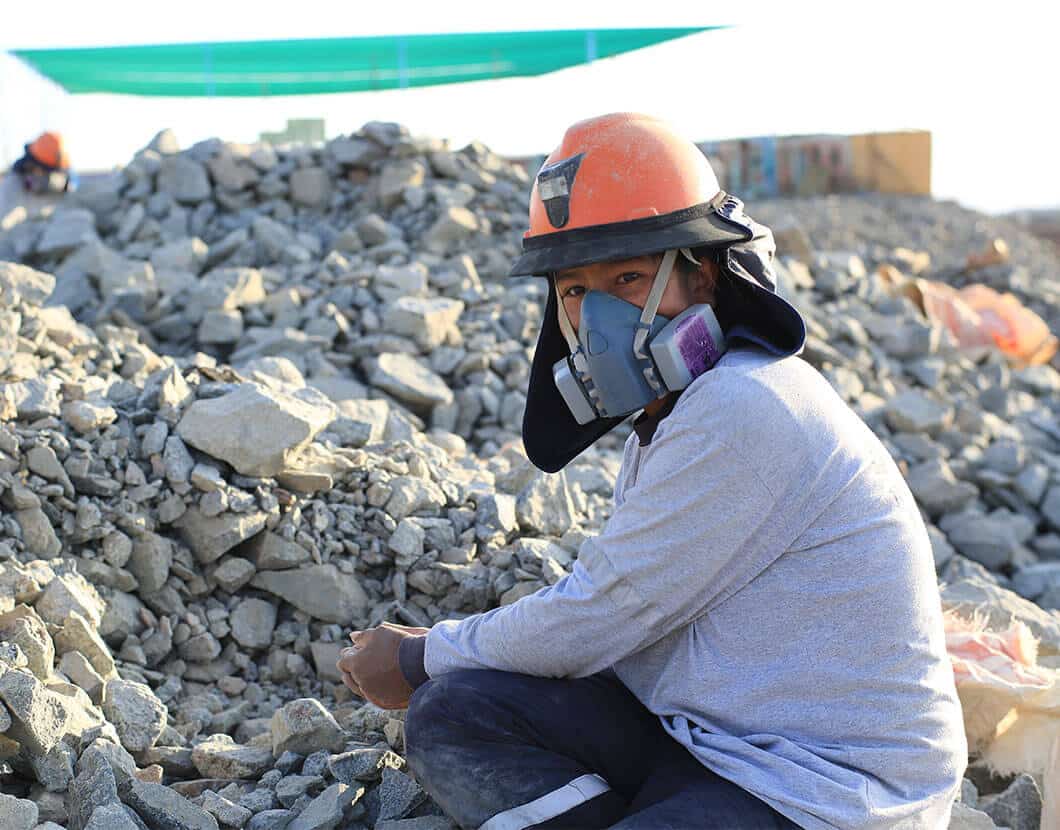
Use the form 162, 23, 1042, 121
1, 123, 1058, 830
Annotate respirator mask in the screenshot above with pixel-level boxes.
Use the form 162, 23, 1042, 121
551, 248, 727, 424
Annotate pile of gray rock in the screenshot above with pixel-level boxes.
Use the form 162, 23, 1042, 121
1, 123, 1058, 830
1, 122, 546, 461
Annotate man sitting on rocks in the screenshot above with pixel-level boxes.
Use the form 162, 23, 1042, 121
338, 113, 968, 829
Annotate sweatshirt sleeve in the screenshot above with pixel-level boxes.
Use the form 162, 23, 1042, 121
424, 413, 785, 680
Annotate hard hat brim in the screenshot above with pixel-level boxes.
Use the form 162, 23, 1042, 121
510, 196, 750, 278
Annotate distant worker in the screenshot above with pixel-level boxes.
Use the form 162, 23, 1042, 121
337, 113, 967, 829
0, 131, 77, 219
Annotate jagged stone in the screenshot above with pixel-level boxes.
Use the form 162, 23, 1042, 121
245, 532, 311, 571
174, 507, 268, 564
54, 611, 116, 679
157, 156, 212, 204
368, 354, 453, 409
128, 533, 173, 594
251, 565, 368, 623
102, 679, 167, 753
14, 507, 62, 558
286, 782, 360, 830
270, 699, 346, 757
0, 605, 55, 679
192, 734, 274, 779
178, 384, 334, 477
0, 793, 38, 830
84, 802, 142, 830
118, 776, 220, 830
229, 598, 277, 650
200, 791, 253, 829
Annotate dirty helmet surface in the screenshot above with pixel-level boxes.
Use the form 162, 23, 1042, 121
511, 113, 807, 473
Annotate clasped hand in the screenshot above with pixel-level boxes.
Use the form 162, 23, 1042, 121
336, 621, 428, 710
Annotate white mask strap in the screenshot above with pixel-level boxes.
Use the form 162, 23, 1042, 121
633, 249, 679, 359
555, 282, 581, 354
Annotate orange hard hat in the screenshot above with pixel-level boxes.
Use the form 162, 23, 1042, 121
26, 132, 70, 172
510, 113, 750, 277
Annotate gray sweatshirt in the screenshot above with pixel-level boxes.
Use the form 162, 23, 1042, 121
423, 346, 967, 829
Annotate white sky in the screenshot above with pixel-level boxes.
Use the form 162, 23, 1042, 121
1, 0, 1057, 213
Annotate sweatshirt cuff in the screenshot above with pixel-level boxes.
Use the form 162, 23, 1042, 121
398, 635, 429, 690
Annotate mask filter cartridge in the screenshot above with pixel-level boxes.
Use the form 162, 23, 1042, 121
553, 356, 597, 425
649, 304, 727, 390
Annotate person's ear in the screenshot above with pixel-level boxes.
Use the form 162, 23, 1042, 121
687, 260, 718, 303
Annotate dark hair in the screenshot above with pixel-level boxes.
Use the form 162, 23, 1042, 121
676, 246, 749, 334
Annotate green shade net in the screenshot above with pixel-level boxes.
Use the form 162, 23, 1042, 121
12, 28, 716, 97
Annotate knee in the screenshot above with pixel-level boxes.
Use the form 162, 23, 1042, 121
404, 669, 507, 771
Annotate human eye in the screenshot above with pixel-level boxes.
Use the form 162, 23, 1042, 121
561, 285, 585, 298
616, 272, 643, 286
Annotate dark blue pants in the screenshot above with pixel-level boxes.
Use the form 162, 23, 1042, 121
404, 669, 799, 829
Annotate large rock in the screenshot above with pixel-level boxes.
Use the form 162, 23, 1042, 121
200, 792, 252, 829
84, 803, 142, 830
368, 354, 453, 409
944, 514, 1022, 570
375, 767, 427, 822
287, 782, 360, 830
251, 565, 369, 623
174, 507, 268, 563
36, 572, 103, 628
0, 793, 38, 830
192, 267, 266, 311
0, 606, 55, 679
157, 156, 212, 203
947, 802, 999, 829
270, 698, 347, 757
517, 472, 578, 537
36, 209, 97, 257
53, 611, 116, 679
118, 777, 220, 830
373, 264, 428, 301
245, 532, 311, 571
385, 476, 447, 521
191, 734, 274, 779
424, 206, 478, 252
883, 391, 954, 435
905, 460, 978, 516
63, 400, 118, 434
0, 669, 71, 756
14, 507, 62, 558
978, 773, 1042, 830
150, 237, 209, 274
4, 377, 61, 420
290, 167, 332, 208
230, 598, 277, 650
382, 297, 464, 349
378, 160, 426, 209
68, 744, 121, 830
0, 261, 55, 306
128, 533, 173, 594
178, 384, 335, 477
102, 679, 167, 753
